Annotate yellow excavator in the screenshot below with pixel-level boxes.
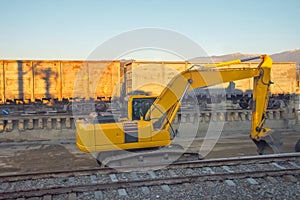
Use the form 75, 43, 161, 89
76, 55, 280, 166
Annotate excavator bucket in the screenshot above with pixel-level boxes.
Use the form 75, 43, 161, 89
252, 130, 283, 155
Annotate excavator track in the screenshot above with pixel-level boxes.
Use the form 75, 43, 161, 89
96, 144, 202, 168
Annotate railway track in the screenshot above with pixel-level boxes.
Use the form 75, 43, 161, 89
0, 153, 299, 199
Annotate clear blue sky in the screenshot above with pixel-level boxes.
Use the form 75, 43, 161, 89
0, 0, 299, 60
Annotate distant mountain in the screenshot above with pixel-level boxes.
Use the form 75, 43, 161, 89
191, 53, 260, 63
270, 49, 300, 65
191, 49, 300, 68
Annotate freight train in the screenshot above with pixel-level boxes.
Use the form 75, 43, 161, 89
0, 60, 298, 114
0, 60, 121, 114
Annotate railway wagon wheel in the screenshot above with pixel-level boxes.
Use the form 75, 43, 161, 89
239, 98, 250, 109
95, 101, 108, 112
66, 103, 79, 113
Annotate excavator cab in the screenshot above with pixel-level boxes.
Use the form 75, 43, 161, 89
127, 95, 156, 120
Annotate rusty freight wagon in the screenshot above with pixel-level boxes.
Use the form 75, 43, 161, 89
0, 60, 121, 113
123, 60, 299, 109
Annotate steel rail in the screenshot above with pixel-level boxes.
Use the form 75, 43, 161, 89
0, 167, 299, 199
1, 152, 299, 181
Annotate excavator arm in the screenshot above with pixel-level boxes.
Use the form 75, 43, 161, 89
145, 55, 274, 151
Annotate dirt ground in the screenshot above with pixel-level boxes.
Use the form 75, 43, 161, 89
0, 130, 299, 175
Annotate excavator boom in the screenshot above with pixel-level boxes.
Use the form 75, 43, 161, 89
145, 55, 273, 142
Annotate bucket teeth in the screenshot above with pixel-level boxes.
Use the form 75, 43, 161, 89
252, 139, 268, 155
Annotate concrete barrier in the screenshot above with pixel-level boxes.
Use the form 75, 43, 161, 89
0, 108, 297, 142
0, 114, 76, 132
0, 109, 295, 132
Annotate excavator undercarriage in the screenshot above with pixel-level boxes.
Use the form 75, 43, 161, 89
96, 144, 202, 168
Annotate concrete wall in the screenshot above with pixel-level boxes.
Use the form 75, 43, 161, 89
0, 108, 297, 142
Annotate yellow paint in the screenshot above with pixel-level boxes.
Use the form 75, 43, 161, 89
76, 120, 96, 152
137, 120, 152, 142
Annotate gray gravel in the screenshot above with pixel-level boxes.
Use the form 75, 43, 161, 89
113, 179, 299, 200
0, 155, 299, 199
